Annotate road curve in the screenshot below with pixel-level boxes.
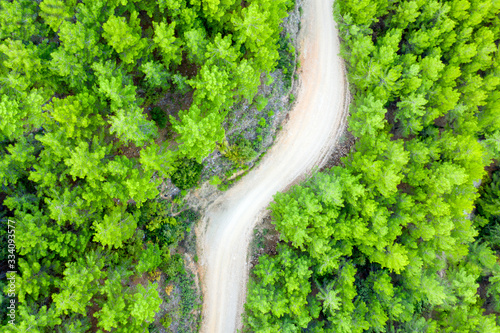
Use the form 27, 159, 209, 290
196, 0, 348, 331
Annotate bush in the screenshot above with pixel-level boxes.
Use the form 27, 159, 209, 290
225, 136, 257, 164
160, 313, 173, 329
150, 106, 168, 128
171, 158, 203, 190
258, 117, 267, 127
276, 34, 295, 89
209, 175, 222, 186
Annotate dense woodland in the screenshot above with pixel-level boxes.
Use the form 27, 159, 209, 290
0, 0, 294, 331
245, 0, 500, 332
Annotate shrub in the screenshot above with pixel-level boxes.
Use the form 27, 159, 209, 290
225, 136, 257, 164
254, 95, 268, 111
150, 106, 168, 128
171, 158, 203, 190
258, 117, 267, 127
209, 175, 222, 186
266, 75, 274, 85
276, 34, 295, 89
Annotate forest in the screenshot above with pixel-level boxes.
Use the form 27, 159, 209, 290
0, 0, 293, 331
244, 0, 500, 332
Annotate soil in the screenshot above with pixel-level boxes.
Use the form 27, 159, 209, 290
248, 213, 280, 270
321, 126, 356, 170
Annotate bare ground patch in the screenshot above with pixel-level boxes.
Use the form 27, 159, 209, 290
248, 212, 281, 270
320, 125, 356, 170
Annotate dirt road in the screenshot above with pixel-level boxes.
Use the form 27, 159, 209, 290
196, 0, 348, 331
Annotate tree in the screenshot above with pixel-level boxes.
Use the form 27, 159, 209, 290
348, 93, 387, 138
64, 140, 107, 182
52, 257, 103, 316
130, 282, 162, 323
91, 61, 137, 110
39, 0, 76, 32
337, 0, 389, 25
191, 0, 241, 24
0, 0, 38, 40
391, 0, 422, 29
109, 105, 158, 147
0, 38, 42, 91
171, 104, 226, 161
189, 64, 236, 111
247, 1, 500, 331
395, 93, 427, 136
93, 208, 138, 249
231, 0, 290, 72
102, 12, 147, 64
140, 61, 171, 88
184, 28, 208, 64
153, 20, 182, 69
44, 93, 101, 140
0, 96, 24, 140
135, 243, 162, 274
477, 172, 500, 219
139, 144, 176, 179
170, 158, 203, 190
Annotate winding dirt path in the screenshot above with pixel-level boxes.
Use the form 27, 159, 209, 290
196, 0, 348, 331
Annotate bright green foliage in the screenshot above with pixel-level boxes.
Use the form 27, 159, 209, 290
184, 28, 208, 64
246, 0, 500, 331
39, 0, 76, 32
0, 0, 38, 40
91, 267, 162, 332
171, 104, 226, 160
140, 144, 177, 179
141, 61, 171, 88
245, 245, 314, 331
65, 141, 107, 181
102, 13, 147, 64
395, 93, 427, 136
349, 94, 387, 138
52, 256, 103, 316
136, 243, 162, 274
93, 208, 138, 249
0, 95, 31, 140
110, 106, 158, 147
153, 20, 182, 69
232, 0, 293, 72
91, 61, 137, 110
224, 136, 258, 164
